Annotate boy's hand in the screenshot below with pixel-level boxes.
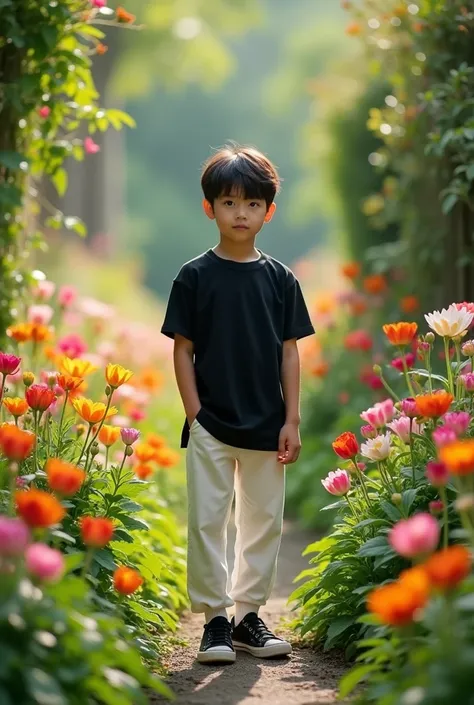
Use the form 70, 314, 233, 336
278, 423, 301, 465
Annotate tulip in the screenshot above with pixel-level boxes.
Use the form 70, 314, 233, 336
26, 384, 55, 412
442, 411, 471, 436
460, 373, 474, 392
25, 543, 65, 583
46, 458, 85, 497
360, 424, 377, 440
113, 566, 143, 594
57, 334, 87, 359
0, 517, 30, 557
433, 426, 457, 448
415, 391, 453, 418
360, 399, 395, 429
60, 357, 97, 378
99, 424, 121, 447
423, 545, 472, 591
425, 304, 474, 338
391, 353, 415, 372
382, 322, 418, 347
332, 431, 359, 459
368, 567, 430, 626
389, 513, 440, 558
91, 0, 106, 6
105, 363, 133, 389
72, 397, 118, 424
16, 489, 65, 528
321, 469, 351, 496
400, 397, 418, 418
0, 425, 35, 461
2, 397, 29, 418
80, 516, 114, 547
22, 371, 35, 387
429, 500, 444, 516
0, 352, 21, 377
387, 416, 424, 444
121, 427, 140, 446
426, 461, 450, 487
360, 432, 392, 462
439, 439, 474, 476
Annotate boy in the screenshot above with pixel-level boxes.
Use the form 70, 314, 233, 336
161, 144, 314, 664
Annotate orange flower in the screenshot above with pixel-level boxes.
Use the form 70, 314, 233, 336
350, 300, 367, 316
116, 6, 135, 23
0, 425, 35, 460
72, 397, 118, 424
7, 323, 33, 343
16, 489, 65, 527
57, 374, 84, 392
313, 294, 335, 316
96, 42, 108, 55
423, 546, 472, 591
134, 443, 156, 463
46, 458, 85, 497
134, 463, 154, 480
363, 274, 387, 295
439, 439, 474, 476
30, 323, 51, 343
60, 357, 98, 378
394, 4, 408, 17
26, 384, 56, 412
400, 295, 419, 313
415, 391, 453, 419
382, 322, 418, 346
105, 363, 133, 389
99, 424, 121, 447
146, 433, 166, 449
345, 21, 362, 36
368, 567, 430, 626
154, 447, 180, 468
311, 361, 329, 378
341, 261, 361, 279
332, 431, 359, 459
3, 397, 29, 418
114, 566, 143, 594
137, 367, 163, 392
80, 516, 114, 547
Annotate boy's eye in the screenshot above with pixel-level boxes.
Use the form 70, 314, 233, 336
223, 200, 234, 206
249, 202, 260, 208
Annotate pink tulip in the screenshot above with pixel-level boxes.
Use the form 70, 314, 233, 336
25, 543, 65, 583
0, 517, 30, 557
58, 333, 87, 359
433, 426, 457, 448
0, 352, 21, 377
38, 106, 51, 118
121, 427, 140, 446
84, 136, 100, 155
442, 411, 471, 436
91, 0, 106, 6
389, 513, 440, 558
391, 353, 415, 373
129, 407, 146, 422
361, 424, 377, 440
460, 373, 474, 392
387, 416, 424, 444
360, 398, 395, 429
33, 280, 56, 301
461, 340, 474, 357
28, 304, 54, 326
58, 285, 77, 308
429, 500, 444, 516
321, 469, 351, 496
400, 397, 418, 418
426, 461, 450, 487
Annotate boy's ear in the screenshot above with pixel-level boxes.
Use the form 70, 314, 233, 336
202, 199, 215, 220
264, 202, 277, 223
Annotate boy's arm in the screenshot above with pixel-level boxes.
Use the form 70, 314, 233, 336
173, 334, 201, 424
279, 338, 301, 465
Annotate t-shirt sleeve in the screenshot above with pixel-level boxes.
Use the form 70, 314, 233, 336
161, 271, 196, 341
283, 275, 315, 341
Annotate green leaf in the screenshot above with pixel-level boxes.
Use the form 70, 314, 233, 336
27, 668, 67, 705
51, 168, 68, 196
324, 615, 355, 650
106, 109, 137, 129
442, 193, 458, 215
457, 594, 474, 611
467, 164, 474, 182
64, 216, 87, 236
64, 552, 84, 573
401, 488, 418, 514
358, 536, 390, 558
93, 548, 117, 572
0, 150, 25, 170
129, 602, 163, 626
338, 664, 379, 698
380, 500, 402, 522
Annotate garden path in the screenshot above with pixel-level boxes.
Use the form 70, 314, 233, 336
151, 520, 346, 705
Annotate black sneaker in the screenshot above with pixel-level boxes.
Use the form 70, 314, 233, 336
231, 612, 292, 658
197, 616, 236, 664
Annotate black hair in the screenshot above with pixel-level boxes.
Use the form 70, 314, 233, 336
201, 143, 280, 209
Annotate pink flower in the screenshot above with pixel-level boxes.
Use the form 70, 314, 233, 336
400, 397, 418, 418
129, 407, 146, 422
389, 513, 440, 558
387, 416, 424, 444
33, 280, 56, 301
58, 334, 87, 359
391, 353, 416, 373
0, 517, 30, 557
442, 411, 471, 436
426, 461, 450, 487
360, 399, 395, 429
0, 352, 21, 378
28, 304, 54, 326
84, 136, 100, 155
38, 106, 51, 118
455, 302, 474, 316
429, 500, 444, 516
462, 340, 474, 357
321, 469, 351, 496
58, 285, 77, 308
25, 543, 65, 583
460, 373, 474, 392
121, 427, 140, 446
91, 0, 106, 6
433, 426, 457, 448
361, 424, 378, 440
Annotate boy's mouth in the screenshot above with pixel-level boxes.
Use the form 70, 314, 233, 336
233, 225, 249, 230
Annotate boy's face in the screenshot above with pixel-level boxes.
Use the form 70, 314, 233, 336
203, 191, 276, 244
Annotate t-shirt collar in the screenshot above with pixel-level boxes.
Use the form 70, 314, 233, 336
205, 248, 267, 271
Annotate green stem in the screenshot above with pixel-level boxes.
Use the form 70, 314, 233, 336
0, 374, 6, 421
345, 494, 359, 522
85, 390, 114, 457
33, 411, 39, 472
399, 346, 415, 397
78, 425, 92, 466
444, 337, 454, 395
56, 391, 69, 454
352, 459, 372, 508
81, 547, 94, 580
409, 420, 416, 488
379, 372, 401, 402
105, 447, 109, 472
8, 464, 17, 516
440, 486, 449, 549
426, 347, 433, 393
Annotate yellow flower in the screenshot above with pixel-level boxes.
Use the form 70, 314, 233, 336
105, 363, 133, 389
72, 397, 118, 424
60, 357, 98, 378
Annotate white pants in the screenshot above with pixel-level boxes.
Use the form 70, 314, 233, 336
186, 420, 286, 614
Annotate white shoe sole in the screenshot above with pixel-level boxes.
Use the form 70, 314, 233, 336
233, 641, 292, 658
197, 650, 236, 664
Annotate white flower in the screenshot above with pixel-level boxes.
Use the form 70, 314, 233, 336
424, 304, 474, 338
361, 432, 392, 462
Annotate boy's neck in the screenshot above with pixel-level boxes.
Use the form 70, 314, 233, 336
214, 238, 260, 263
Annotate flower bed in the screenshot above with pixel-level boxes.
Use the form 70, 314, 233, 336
293, 302, 474, 703
0, 278, 186, 703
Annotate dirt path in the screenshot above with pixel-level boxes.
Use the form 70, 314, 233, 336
151, 521, 346, 704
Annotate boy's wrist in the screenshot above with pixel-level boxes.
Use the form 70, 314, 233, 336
285, 417, 301, 426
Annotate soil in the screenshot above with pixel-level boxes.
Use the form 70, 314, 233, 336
150, 519, 347, 705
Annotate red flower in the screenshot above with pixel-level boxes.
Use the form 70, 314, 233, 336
344, 330, 373, 352
16, 489, 65, 527
26, 384, 55, 412
114, 566, 143, 594
0, 352, 21, 377
332, 431, 359, 459
0, 425, 36, 461
80, 516, 114, 547
391, 353, 415, 372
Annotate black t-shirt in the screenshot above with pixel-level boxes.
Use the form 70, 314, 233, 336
161, 249, 315, 451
